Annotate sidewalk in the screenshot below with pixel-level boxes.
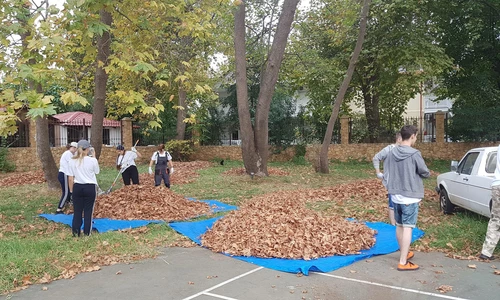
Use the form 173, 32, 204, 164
5, 247, 498, 300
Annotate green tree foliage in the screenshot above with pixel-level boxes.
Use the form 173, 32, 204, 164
220, 84, 298, 148
428, 0, 500, 141
287, 0, 452, 142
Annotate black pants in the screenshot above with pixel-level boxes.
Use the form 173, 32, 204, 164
57, 171, 71, 209
122, 165, 139, 185
72, 183, 97, 236
154, 168, 170, 188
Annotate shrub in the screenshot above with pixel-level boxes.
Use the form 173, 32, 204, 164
166, 140, 194, 161
0, 146, 16, 172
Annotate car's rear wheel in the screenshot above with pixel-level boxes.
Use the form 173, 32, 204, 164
440, 188, 455, 214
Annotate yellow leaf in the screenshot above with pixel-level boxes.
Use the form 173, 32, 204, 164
169, 94, 175, 102
148, 120, 161, 128
153, 80, 169, 88
41, 95, 54, 105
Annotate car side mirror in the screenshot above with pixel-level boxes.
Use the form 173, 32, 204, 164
451, 160, 458, 172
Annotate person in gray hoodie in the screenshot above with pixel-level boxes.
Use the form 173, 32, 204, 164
383, 125, 430, 271
373, 132, 402, 225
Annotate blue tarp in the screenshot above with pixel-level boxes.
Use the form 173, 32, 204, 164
169, 217, 425, 275
39, 199, 237, 233
39, 214, 164, 233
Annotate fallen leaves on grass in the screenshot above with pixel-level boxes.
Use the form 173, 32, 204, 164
139, 161, 213, 185
222, 167, 290, 176
201, 191, 376, 260
0, 170, 46, 187
94, 185, 211, 221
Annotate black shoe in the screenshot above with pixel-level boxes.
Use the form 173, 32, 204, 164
479, 254, 495, 260
55, 210, 64, 214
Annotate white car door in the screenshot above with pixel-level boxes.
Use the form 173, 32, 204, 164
465, 151, 496, 217
446, 151, 480, 207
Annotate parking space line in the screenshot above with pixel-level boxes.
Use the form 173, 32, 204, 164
317, 273, 469, 300
203, 292, 239, 300
181, 267, 263, 300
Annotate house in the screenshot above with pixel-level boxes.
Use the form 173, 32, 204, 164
50, 112, 122, 147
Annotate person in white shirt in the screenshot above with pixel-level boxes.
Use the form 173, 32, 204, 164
67, 140, 100, 236
56, 142, 77, 214
148, 144, 174, 188
115, 144, 141, 185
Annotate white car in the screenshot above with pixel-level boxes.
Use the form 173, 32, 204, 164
436, 147, 497, 218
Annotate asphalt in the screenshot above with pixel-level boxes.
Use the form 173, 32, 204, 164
4, 247, 499, 300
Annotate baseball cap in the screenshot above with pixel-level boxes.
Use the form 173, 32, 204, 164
77, 139, 91, 150
116, 145, 125, 150
70, 142, 78, 148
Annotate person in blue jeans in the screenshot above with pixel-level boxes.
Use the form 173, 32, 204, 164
373, 132, 402, 225
67, 140, 100, 236
383, 125, 430, 271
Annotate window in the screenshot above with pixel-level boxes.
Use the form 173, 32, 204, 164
231, 131, 239, 140
103, 128, 110, 145
457, 152, 479, 175
485, 152, 497, 174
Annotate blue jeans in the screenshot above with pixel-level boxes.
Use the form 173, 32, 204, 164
393, 202, 419, 228
388, 194, 394, 210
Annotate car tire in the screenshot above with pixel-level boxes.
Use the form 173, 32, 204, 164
440, 188, 455, 215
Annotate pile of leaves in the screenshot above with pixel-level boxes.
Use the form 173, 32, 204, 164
0, 170, 46, 187
139, 161, 213, 185
222, 167, 290, 176
201, 191, 376, 260
93, 185, 211, 221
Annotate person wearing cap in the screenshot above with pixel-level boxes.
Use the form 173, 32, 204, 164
148, 144, 174, 188
115, 144, 141, 185
67, 140, 100, 236
56, 142, 78, 214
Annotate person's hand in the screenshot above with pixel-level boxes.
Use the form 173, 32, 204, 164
148, 166, 152, 175
131, 147, 137, 153
170, 167, 174, 174
377, 172, 384, 179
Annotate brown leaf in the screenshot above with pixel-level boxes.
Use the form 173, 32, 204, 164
468, 264, 477, 269
436, 285, 453, 293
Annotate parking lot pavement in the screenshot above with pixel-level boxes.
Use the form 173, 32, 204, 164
4, 247, 499, 300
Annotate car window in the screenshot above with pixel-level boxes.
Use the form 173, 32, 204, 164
457, 152, 479, 175
485, 152, 497, 174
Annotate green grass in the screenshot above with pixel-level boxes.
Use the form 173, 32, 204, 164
0, 158, 494, 294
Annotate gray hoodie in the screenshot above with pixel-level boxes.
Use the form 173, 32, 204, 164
382, 145, 430, 199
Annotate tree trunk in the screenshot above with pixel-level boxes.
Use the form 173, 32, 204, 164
91, 9, 112, 158
35, 117, 60, 189
235, 0, 300, 177
364, 92, 380, 142
318, 0, 371, 173
175, 88, 187, 140
234, 2, 259, 175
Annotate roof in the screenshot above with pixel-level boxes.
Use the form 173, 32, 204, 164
52, 111, 121, 127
